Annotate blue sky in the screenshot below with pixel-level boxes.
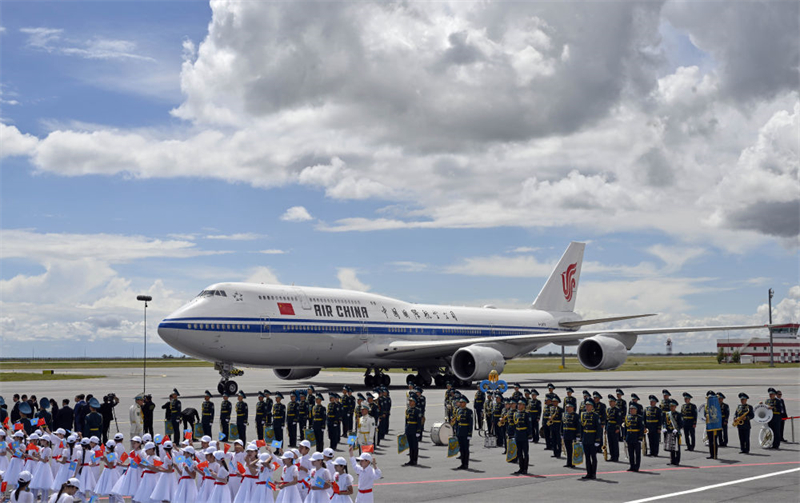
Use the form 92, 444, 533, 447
1, 1, 798, 358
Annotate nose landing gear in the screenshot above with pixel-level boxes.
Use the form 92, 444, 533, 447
215, 362, 243, 396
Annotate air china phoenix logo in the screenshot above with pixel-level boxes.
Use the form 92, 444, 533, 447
561, 263, 577, 302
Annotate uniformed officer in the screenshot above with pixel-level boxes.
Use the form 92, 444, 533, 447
263, 390, 274, 426
645, 395, 662, 457
547, 382, 556, 395
272, 391, 286, 448
629, 393, 643, 415
201, 390, 214, 437
765, 388, 781, 449
550, 396, 563, 459
235, 390, 248, 443
660, 390, 672, 414
38, 397, 53, 432
454, 396, 473, 470
255, 392, 267, 441
561, 402, 579, 468
312, 394, 326, 452
579, 390, 590, 414
681, 392, 697, 451
327, 393, 341, 450
564, 387, 577, 411
142, 394, 156, 435
513, 398, 530, 475
580, 400, 601, 480
511, 384, 523, 402
84, 397, 103, 439
342, 386, 355, 436
705, 390, 720, 459
169, 389, 182, 443
528, 389, 541, 443
286, 392, 299, 447
625, 403, 644, 472
663, 399, 683, 466
415, 387, 427, 441
493, 394, 505, 448
606, 395, 621, 462
298, 393, 309, 431
379, 387, 392, 440
403, 395, 422, 466
776, 390, 788, 442
220, 392, 232, 440
474, 386, 485, 431
717, 392, 730, 447
541, 394, 552, 450
615, 388, 627, 440
592, 391, 607, 434
734, 393, 754, 454
504, 399, 516, 454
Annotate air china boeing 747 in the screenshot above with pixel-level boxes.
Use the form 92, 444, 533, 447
157, 242, 765, 394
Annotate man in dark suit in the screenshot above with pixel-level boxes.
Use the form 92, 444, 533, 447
73, 394, 87, 433
55, 399, 74, 431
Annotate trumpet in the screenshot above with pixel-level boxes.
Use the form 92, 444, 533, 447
732, 410, 749, 427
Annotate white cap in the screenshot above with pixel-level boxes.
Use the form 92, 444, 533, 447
67, 435, 78, 443
106, 440, 115, 448
142, 434, 152, 442
0, 429, 5, 436
29, 433, 40, 440
258, 453, 270, 462
90, 436, 100, 444
213, 450, 225, 460
310, 452, 324, 461
184, 446, 195, 455
13, 431, 25, 438
181, 439, 190, 446
291, 449, 300, 458
205, 447, 216, 455
144, 442, 156, 450
234, 439, 244, 446
114, 433, 124, 440
322, 448, 334, 458
67, 478, 81, 491
333, 456, 347, 466
56, 428, 67, 436
281, 451, 295, 460
210, 441, 218, 448
163, 441, 173, 448
357, 453, 372, 462
201, 435, 211, 443
18, 471, 32, 483
246, 443, 258, 451
80, 438, 90, 445
299, 440, 311, 449
131, 436, 142, 443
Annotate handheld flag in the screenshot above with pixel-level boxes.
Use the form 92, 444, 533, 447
14, 423, 24, 431
88, 496, 98, 503
69, 461, 78, 472
218, 432, 226, 441
0, 482, 6, 493
12, 441, 21, 451
267, 481, 277, 491
119, 452, 129, 463
505, 438, 517, 463
174, 455, 185, 465
397, 434, 409, 454
237, 462, 246, 475
153, 459, 164, 467
131, 454, 142, 467
332, 482, 340, 495
447, 437, 460, 458
347, 434, 357, 446
223, 443, 231, 454
312, 476, 326, 489
98, 444, 106, 455
2, 416, 8, 428
204, 467, 212, 477
0, 441, 6, 450
154, 434, 162, 444
229, 424, 239, 441
270, 440, 282, 449
361, 444, 374, 454
30, 418, 38, 426
184, 429, 193, 440
27, 443, 40, 452
107, 452, 117, 463
37, 417, 46, 427
160, 435, 169, 445
255, 439, 266, 448
197, 460, 209, 470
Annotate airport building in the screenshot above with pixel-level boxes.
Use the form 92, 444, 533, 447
717, 323, 800, 363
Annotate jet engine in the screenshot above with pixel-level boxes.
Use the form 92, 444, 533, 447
576, 334, 629, 371
273, 368, 321, 380
451, 345, 506, 381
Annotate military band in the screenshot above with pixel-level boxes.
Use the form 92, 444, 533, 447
645, 395, 662, 457
734, 393, 754, 453
681, 393, 697, 451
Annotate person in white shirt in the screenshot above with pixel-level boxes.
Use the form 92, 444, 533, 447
129, 397, 144, 438
11, 471, 35, 503
47, 477, 81, 503
306, 452, 332, 503
275, 451, 302, 503
356, 407, 375, 454
348, 447, 381, 503
330, 457, 354, 503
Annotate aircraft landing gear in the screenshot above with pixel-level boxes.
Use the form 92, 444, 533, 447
405, 369, 433, 388
215, 362, 243, 396
364, 369, 390, 387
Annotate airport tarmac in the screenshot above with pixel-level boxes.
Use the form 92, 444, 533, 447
2, 366, 799, 502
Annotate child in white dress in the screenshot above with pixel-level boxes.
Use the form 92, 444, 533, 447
30, 434, 54, 502
132, 442, 158, 503
51, 436, 79, 492
348, 448, 381, 503
110, 436, 142, 499
196, 448, 218, 503
305, 452, 332, 503
255, 451, 277, 503
149, 441, 177, 503
76, 438, 97, 501
330, 457, 354, 503
208, 451, 231, 503
172, 446, 198, 503
275, 451, 302, 503
233, 444, 259, 503
0, 429, 9, 473
3, 431, 27, 490
93, 441, 121, 500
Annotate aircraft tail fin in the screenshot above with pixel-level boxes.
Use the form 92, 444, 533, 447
531, 242, 585, 312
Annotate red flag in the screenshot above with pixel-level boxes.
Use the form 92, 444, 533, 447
332, 482, 340, 495
14, 423, 24, 431
277, 303, 295, 315
119, 452, 129, 463
160, 436, 169, 445
37, 417, 46, 427
26, 443, 39, 452
1, 482, 7, 493
184, 431, 193, 440
361, 444, 374, 453
132, 454, 141, 466
255, 440, 266, 448
223, 443, 231, 454
59, 441, 65, 449
267, 481, 277, 491
237, 462, 246, 475
97, 445, 106, 455
2, 416, 8, 428
153, 459, 164, 467
197, 460, 209, 470
271, 461, 280, 471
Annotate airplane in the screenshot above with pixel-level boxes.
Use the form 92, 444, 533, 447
157, 242, 766, 395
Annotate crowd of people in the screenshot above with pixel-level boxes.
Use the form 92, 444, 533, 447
0, 381, 790, 501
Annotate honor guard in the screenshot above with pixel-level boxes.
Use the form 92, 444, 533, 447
327, 393, 341, 450
263, 390, 274, 426
342, 386, 355, 437
235, 390, 248, 443
541, 394, 552, 450
776, 390, 787, 442
201, 390, 214, 437
606, 395, 621, 462
272, 392, 286, 447
629, 393, 643, 415
474, 387, 485, 431
84, 398, 103, 439
528, 390, 541, 443
298, 393, 309, 431
765, 388, 781, 449
561, 402, 579, 468
378, 388, 391, 440
615, 389, 627, 439
660, 390, 672, 413
414, 387, 427, 441
403, 396, 422, 466
255, 392, 267, 441
493, 394, 505, 448
513, 398, 530, 475
734, 393, 754, 454
564, 387, 577, 411
511, 384, 523, 402
717, 392, 730, 447
645, 395, 662, 457
454, 396, 473, 470
312, 394, 327, 452
220, 393, 232, 439
705, 390, 720, 459
625, 404, 644, 472
580, 400, 601, 480
286, 392, 299, 447
680, 392, 697, 451
579, 390, 590, 414
169, 389, 182, 443
592, 392, 607, 431
504, 399, 516, 453
549, 396, 563, 459
663, 399, 683, 466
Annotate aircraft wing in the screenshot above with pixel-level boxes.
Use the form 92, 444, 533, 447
373, 324, 767, 359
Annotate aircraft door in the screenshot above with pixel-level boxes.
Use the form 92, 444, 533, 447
360, 321, 368, 341
260, 317, 271, 339
292, 287, 312, 310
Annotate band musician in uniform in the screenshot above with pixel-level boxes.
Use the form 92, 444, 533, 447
663, 399, 683, 466
734, 393, 754, 454
454, 396, 473, 470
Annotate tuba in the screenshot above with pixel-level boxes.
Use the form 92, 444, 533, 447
754, 404, 773, 424
759, 426, 774, 448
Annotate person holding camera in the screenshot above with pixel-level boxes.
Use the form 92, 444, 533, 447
141, 394, 155, 436
100, 394, 120, 443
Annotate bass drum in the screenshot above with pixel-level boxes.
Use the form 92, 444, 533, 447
430, 422, 453, 446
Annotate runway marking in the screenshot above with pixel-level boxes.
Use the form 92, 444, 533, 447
373, 460, 800, 486
624, 466, 800, 503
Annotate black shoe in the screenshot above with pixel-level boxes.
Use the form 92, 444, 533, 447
706, 456, 714, 459
563, 464, 572, 468
402, 462, 414, 466
626, 468, 633, 471
512, 470, 521, 475
580, 475, 590, 480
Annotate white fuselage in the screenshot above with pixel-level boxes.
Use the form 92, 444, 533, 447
157, 282, 579, 369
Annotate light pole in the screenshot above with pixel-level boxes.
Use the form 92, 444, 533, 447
137, 295, 153, 393
768, 288, 774, 368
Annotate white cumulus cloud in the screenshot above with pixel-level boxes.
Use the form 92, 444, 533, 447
337, 268, 370, 292
280, 206, 313, 222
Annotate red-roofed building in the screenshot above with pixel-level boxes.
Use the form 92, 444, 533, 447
717, 324, 800, 363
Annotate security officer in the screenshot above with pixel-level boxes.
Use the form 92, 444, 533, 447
528, 390, 541, 443
272, 391, 286, 448
327, 393, 341, 450
298, 393, 309, 431
625, 403, 644, 472
342, 386, 355, 436
263, 390, 274, 426
564, 387, 577, 411
734, 393, 754, 454
717, 392, 730, 447
645, 395, 662, 457
474, 386, 485, 431
561, 402, 579, 468
664, 399, 683, 466
550, 396, 563, 459
235, 390, 248, 443
201, 390, 214, 437
776, 390, 788, 442
286, 392, 299, 447
765, 388, 781, 449
493, 394, 505, 448
312, 394, 326, 452
220, 392, 232, 440
255, 392, 267, 441
615, 389, 627, 439
580, 400, 601, 480
454, 396, 473, 470
541, 394, 552, 450
681, 392, 697, 451
660, 390, 672, 414
513, 398, 530, 475
403, 395, 422, 466
629, 393, 643, 415
415, 387, 427, 441
606, 395, 621, 462
84, 397, 103, 439
169, 389, 182, 443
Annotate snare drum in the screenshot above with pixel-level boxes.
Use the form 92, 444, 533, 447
430, 422, 453, 446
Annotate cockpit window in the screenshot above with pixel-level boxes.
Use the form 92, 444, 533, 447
196, 290, 227, 298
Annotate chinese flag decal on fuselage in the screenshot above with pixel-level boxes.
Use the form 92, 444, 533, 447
278, 302, 295, 315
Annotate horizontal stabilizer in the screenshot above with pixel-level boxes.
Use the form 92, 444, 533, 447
559, 314, 657, 329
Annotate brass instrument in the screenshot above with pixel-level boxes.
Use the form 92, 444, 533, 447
602, 426, 608, 461
732, 409, 749, 427
643, 429, 648, 456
